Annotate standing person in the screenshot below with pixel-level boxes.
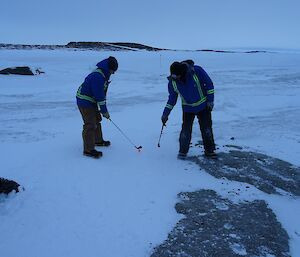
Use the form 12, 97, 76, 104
161, 60, 216, 159
76, 56, 118, 158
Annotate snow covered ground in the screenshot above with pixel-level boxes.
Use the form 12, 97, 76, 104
0, 49, 299, 257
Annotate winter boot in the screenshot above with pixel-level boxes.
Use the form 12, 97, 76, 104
177, 152, 187, 160
95, 140, 111, 147
204, 150, 217, 158
83, 149, 103, 159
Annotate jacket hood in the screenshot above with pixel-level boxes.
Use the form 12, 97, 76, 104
96, 59, 111, 79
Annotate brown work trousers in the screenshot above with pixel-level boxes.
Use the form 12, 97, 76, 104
78, 106, 104, 152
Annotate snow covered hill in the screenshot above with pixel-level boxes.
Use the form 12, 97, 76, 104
0, 49, 299, 257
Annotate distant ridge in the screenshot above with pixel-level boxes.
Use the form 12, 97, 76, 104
0, 42, 269, 53
0, 42, 167, 51
66, 42, 167, 51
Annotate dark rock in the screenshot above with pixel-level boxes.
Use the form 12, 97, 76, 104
151, 190, 290, 257
0, 177, 20, 194
0, 66, 34, 75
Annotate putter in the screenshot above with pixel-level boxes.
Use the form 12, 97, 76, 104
109, 118, 142, 151
157, 124, 165, 147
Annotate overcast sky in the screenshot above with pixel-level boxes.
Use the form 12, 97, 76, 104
1, 0, 299, 50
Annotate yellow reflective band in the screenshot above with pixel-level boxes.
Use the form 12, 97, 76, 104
95, 69, 108, 91
172, 80, 187, 105
76, 85, 96, 103
94, 69, 105, 78
193, 75, 204, 99
172, 78, 207, 107
182, 97, 207, 107
98, 100, 106, 105
172, 80, 179, 93
207, 89, 214, 94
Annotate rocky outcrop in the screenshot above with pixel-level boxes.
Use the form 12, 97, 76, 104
0, 66, 34, 75
0, 178, 20, 194
66, 41, 167, 51
0, 42, 167, 51
0, 67, 45, 75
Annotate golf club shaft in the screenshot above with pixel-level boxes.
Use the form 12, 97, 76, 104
158, 124, 164, 147
109, 118, 138, 148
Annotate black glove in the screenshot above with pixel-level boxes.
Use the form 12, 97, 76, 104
161, 115, 168, 125
103, 112, 110, 119
206, 102, 214, 111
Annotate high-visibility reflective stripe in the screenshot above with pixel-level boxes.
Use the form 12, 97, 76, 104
94, 69, 108, 90
193, 75, 204, 99
171, 76, 207, 107
76, 69, 109, 104
207, 89, 214, 94
94, 69, 105, 78
172, 80, 187, 105
98, 100, 106, 105
171, 80, 178, 93
76, 84, 96, 103
166, 104, 174, 109
183, 96, 207, 107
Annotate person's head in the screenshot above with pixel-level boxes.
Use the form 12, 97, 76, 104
170, 61, 188, 81
108, 56, 118, 74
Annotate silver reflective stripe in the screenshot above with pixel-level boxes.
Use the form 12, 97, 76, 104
98, 100, 106, 105
166, 104, 174, 109
207, 89, 214, 94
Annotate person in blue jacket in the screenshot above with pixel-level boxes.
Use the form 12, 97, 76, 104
161, 60, 216, 159
76, 56, 118, 158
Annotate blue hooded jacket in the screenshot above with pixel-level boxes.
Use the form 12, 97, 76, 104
163, 64, 214, 116
76, 58, 112, 114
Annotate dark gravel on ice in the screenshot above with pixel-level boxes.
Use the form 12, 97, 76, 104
151, 148, 299, 257
151, 190, 290, 257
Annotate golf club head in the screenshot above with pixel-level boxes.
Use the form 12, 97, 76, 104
136, 146, 142, 151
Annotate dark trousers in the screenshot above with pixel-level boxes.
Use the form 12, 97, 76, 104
179, 109, 215, 154
78, 106, 104, 152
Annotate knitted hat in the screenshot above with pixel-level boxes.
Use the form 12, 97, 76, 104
182, 59, 194, 66
108, 56, 118, 72
170, 62, 187, 77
